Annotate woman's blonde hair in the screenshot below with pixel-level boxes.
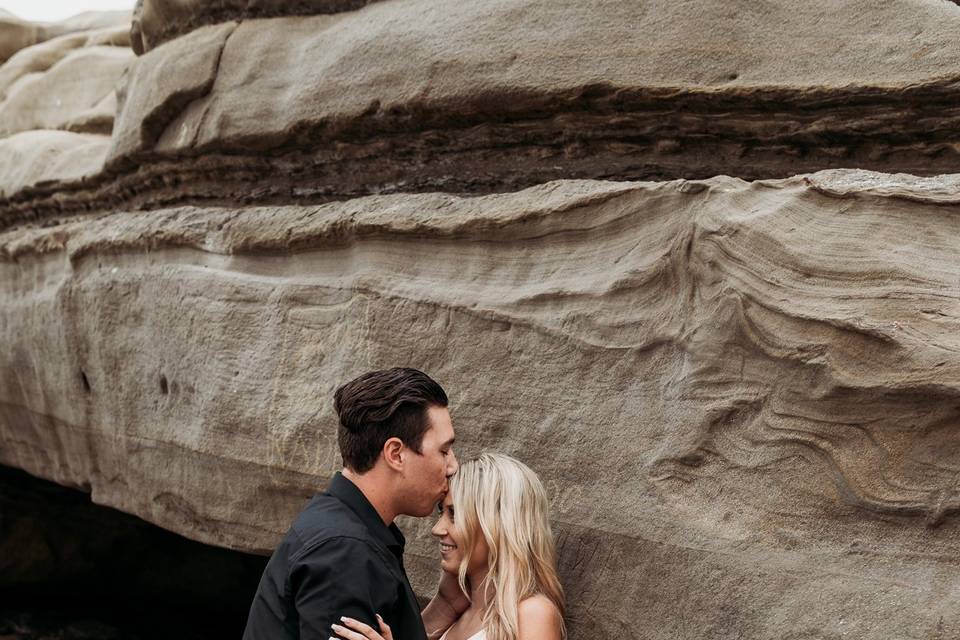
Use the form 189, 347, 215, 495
450, 453, 566, 640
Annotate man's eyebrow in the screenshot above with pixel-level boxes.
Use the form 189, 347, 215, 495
443, 437, 456, 447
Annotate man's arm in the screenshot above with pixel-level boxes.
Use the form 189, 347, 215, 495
290, 538, 397, 640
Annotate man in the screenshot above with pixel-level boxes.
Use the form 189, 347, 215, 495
243, 367, 466, 640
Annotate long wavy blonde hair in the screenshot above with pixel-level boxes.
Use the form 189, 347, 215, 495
450, 453, 566, 640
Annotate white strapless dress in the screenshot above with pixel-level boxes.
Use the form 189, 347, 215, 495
438, 629, 485, 640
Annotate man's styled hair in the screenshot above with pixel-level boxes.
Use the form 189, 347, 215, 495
334, 367, 448, 473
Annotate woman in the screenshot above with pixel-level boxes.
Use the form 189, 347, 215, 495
332, 453, 566, 640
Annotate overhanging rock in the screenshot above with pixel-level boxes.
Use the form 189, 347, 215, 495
2, 2, 960, 639
3, 172, 960, 638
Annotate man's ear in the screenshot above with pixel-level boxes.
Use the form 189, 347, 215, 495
382, 436, 405, 472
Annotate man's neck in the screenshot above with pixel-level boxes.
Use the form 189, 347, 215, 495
341, 467, 397, 525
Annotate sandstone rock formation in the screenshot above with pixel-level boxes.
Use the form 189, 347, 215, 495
0, 10, 131, 64
0, 11, 131, 202
8, 0, 960, 229
2, 2, 960, 639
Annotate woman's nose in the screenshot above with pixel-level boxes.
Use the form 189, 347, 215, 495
431, 519, 444, 537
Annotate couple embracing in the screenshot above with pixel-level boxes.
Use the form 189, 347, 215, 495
243, 368, 566, 640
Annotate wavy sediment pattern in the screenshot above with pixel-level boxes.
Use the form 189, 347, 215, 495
2, 172, 959, 637
4, 1, 960, 637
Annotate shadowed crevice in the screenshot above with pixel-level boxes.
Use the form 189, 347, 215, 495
0, 465, 268, 640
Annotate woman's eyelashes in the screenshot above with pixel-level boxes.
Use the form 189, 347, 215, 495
435, 503, 454, 522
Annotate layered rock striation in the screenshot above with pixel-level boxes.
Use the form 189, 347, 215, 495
2, 2, 960, 639
3, 172, 960, 638
0, 11, 131, 205
5, 0, 960, 229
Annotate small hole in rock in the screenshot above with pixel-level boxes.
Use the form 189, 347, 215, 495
80, 371, 91, 393
160, 374, 169, 395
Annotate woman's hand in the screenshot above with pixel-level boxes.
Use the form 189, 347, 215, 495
330, 614, 393, 640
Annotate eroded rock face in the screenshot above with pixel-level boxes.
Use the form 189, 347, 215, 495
130, 0, 377, 54
0, 45, 129, 136
0, 10, 131, 64
2, 2, 960, 639
2, 172, 960, 638
6, 0, 960, 229
0, 13, 131, 200
0, 131, 110, 196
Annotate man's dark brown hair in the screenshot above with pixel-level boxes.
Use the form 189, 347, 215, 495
334, 367, 449, 473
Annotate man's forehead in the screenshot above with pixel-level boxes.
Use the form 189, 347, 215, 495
426, 405, 455, 440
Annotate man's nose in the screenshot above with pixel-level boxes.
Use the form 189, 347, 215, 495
447, 450, 459, 476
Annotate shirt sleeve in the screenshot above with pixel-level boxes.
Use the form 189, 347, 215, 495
289, 537, 399, 640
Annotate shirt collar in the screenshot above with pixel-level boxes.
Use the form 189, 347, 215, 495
327, 471, 406, 554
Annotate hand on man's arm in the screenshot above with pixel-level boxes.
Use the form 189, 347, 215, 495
291, 538, 396, 640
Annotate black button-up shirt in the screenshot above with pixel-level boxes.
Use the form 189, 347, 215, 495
243, 473, 427, 640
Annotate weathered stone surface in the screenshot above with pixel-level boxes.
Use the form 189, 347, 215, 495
0, 10, 41, 64
109, 21, 235, 161
0, 10, 130, 64
2, 171, 959, 638
0, 25, 130, 102
0, 45, 132, 136
40, 11, 133, 39
0, 131, 110, 196
6, 0, 960, 227
130, 0, 378, 54
117, 0, 960, 160
3, 2, 960, 638
0, 16, 132, 199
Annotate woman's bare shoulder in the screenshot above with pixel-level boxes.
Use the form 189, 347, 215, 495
518, 594, 563, 638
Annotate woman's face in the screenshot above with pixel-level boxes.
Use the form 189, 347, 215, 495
431, 492, 488, 576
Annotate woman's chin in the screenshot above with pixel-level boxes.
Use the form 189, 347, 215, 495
439, 559, 458, 575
